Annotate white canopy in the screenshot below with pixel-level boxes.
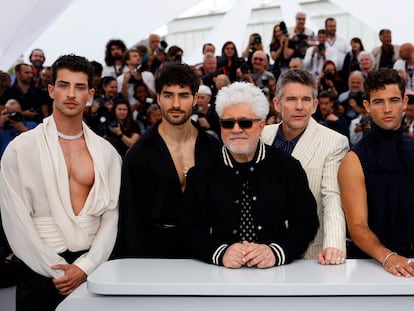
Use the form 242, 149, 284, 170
0, 0, 411, 70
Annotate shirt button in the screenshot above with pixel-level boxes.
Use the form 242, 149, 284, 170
257, 225, 263, 230
235, 170, 240, 175
234, 200, 240, 204
252, 196, 257, 201
233, 229, 237, 234
250, 167, 254, 172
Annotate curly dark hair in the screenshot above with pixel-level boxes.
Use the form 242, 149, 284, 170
364, 68, 406, 102
154, 62, 200, 95
50, 54, 94, 88
104, 39, 127, 66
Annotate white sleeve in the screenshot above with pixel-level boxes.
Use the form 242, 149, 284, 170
0, 143, 66, 278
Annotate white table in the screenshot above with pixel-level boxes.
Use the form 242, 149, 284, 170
57, 258, 414, 310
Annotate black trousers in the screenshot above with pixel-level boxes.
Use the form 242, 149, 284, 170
15, 249, 87, 311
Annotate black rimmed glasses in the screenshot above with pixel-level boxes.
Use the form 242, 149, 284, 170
219, 118, 261, 129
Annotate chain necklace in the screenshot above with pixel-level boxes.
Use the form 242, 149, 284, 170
57, 130, 84, 140
160, 125, 195, 178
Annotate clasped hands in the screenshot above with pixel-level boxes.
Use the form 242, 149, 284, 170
52, 263, 87, 296
222, 240, 276, 269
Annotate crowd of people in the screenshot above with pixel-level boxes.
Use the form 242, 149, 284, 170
1, 11, 414, 311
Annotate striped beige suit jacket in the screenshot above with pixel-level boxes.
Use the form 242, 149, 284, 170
261, 118, 349, 259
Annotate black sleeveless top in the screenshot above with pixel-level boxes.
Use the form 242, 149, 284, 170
353, 123, 414, 256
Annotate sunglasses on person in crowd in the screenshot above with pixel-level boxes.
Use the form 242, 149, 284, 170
219, 118, 261, 129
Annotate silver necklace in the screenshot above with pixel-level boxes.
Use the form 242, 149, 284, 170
57, 130, 84, 140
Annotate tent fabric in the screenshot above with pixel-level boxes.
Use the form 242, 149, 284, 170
0, 0, 201, 70
0, 0, 411, 71
185, 0, 254, 65
0, 0, 72, 70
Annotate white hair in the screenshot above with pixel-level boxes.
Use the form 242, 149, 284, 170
215, 82, 269, 119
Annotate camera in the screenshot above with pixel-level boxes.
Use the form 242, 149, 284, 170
318, 43, 325, 52
324, 70, 334, 80
261, 74, 269, 87
132, 65, 142, 74
260, 75, 270, 96
4, 111, 22, 122
252, 33, 262, 44
108, 119, 119, 128
145, 97, 154, 104
240, 61, 250, 74
360, 116, 369, 127
154, 40, 168, 56
279, 21, 289, 37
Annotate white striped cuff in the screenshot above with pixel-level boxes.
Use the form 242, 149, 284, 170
212, 244, 228, 265
269, 243, 285, 266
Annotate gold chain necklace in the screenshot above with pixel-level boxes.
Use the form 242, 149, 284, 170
160, 125, 195, 178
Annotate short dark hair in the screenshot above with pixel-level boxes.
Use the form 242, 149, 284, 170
154, 62, 200, 95
364, 68, 406, 102
202, 43, 215, 54
407, 94, 414, 105
90, 60, 103, 76
318, 90, 333, 101
14, 63, 31, 73
379, 29, 391, 37
276, 69, 317, 101
50, 54, 94, 88
324, 17, 335, 27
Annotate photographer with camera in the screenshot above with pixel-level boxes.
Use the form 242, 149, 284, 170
317, 60, 345, 99
0, 63, 46, 124
106, 98, 140, 157
217, 41, 243, 83
250, 50, 276, 97
286, 12, 316, 59
269, 23, 294, 79
242, 33, 269, 72
132, 81, 156, 134
348, 93, 370, 146
304, 29, 338, 78
117, 48, 156, 107
0, 99, 36, 158
149, 39, 168, 74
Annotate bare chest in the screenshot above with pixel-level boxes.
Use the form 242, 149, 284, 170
165, 141, 195, 191
60, 139, 94, 215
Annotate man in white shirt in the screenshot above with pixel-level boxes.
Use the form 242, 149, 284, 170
116, 48, 155, 106
0, 54, 121, 310
304, 29, 338, 77
324, 17, 350, 71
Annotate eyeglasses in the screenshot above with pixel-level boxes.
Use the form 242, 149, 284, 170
220, 118, 261, 129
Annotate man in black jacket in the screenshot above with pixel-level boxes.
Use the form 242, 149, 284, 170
114, 62, 221, 259
182, 82, 319, 268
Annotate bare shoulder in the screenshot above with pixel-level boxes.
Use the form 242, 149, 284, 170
338, 151, 364, 190
339, 151, 361, 174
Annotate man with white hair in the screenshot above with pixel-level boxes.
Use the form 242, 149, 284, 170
183, 82, 318, 268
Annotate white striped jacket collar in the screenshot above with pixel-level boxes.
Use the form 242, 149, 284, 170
221, 140, 266, 168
